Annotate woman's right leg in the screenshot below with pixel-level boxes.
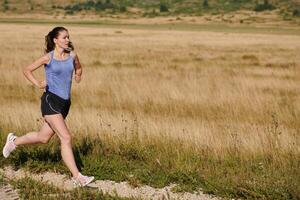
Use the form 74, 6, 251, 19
14, 121, 55, 145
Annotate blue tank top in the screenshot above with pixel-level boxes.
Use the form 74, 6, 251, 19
45, 51, 74, 100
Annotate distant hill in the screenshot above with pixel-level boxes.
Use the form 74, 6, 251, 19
1, 0, 300, 18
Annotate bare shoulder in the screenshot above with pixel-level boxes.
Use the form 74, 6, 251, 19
70, 51, 78, 59
37, 53, 51, 65
24, 52, 51, 71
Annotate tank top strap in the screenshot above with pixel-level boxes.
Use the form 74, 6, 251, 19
47, 51, 54, 64
50, 50, 54, 59
70, 51, 75, 60
45, 51, 53, 67
49, 50, 73, 61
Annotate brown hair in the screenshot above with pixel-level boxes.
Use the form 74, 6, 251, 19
44, 27, 74, 53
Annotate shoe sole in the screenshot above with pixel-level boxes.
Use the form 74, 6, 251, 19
3, 133, 14, 158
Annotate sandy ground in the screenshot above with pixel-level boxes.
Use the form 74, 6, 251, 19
0, 166, 221, 200
0, 182, 20, 200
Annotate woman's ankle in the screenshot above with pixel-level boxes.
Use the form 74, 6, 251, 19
13, 137, 19, 146
72, 171, 80, 178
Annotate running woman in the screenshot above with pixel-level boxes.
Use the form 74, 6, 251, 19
2, 26, 94, 187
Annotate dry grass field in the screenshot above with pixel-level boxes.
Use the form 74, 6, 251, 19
0, 22, 299, 198
1, 23, 299, 154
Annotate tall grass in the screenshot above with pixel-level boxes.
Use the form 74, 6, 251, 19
0, 23, 299, 199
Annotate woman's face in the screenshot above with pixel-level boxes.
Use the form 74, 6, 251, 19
54, 30, 70, 50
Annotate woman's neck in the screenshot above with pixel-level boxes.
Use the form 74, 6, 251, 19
54, 48, 67, 59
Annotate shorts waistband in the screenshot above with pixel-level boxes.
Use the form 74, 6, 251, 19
44, 90, 71, 103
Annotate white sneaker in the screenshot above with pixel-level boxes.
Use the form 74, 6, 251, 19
2, 133, 17, 158
72, 172, 95, 187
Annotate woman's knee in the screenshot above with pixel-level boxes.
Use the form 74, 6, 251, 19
59, 132, 72, 144
39, 136, 50, 144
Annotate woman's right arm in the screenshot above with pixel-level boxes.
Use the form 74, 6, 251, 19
23, 54, 50, 89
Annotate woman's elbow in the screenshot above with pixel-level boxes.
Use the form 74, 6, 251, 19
23, 68, 30, 77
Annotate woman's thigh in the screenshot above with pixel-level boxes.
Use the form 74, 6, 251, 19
38, 120, 55, 139
44, 114, 71, 140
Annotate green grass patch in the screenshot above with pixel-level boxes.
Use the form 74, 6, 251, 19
0, 19, 300, 36
10, 177, 135, 200
26, 0, 293, 16
0, 170, 3, 184
0, 130, 299, 199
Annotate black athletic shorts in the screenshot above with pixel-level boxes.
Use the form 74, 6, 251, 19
41, 91, 71, 119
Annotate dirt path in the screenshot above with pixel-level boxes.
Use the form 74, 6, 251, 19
0, 182, 20, 200
0, 166, 221, 200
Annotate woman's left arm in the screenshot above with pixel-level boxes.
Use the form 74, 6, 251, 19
73, 52, 82, 83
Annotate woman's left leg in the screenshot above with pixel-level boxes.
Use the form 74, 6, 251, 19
14, 121, 55, 145
44, 114, 79, 177
44, 114, 94, 186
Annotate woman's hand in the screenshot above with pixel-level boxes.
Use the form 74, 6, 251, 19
38, 80, 47, 89
75, 74, 81, 83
